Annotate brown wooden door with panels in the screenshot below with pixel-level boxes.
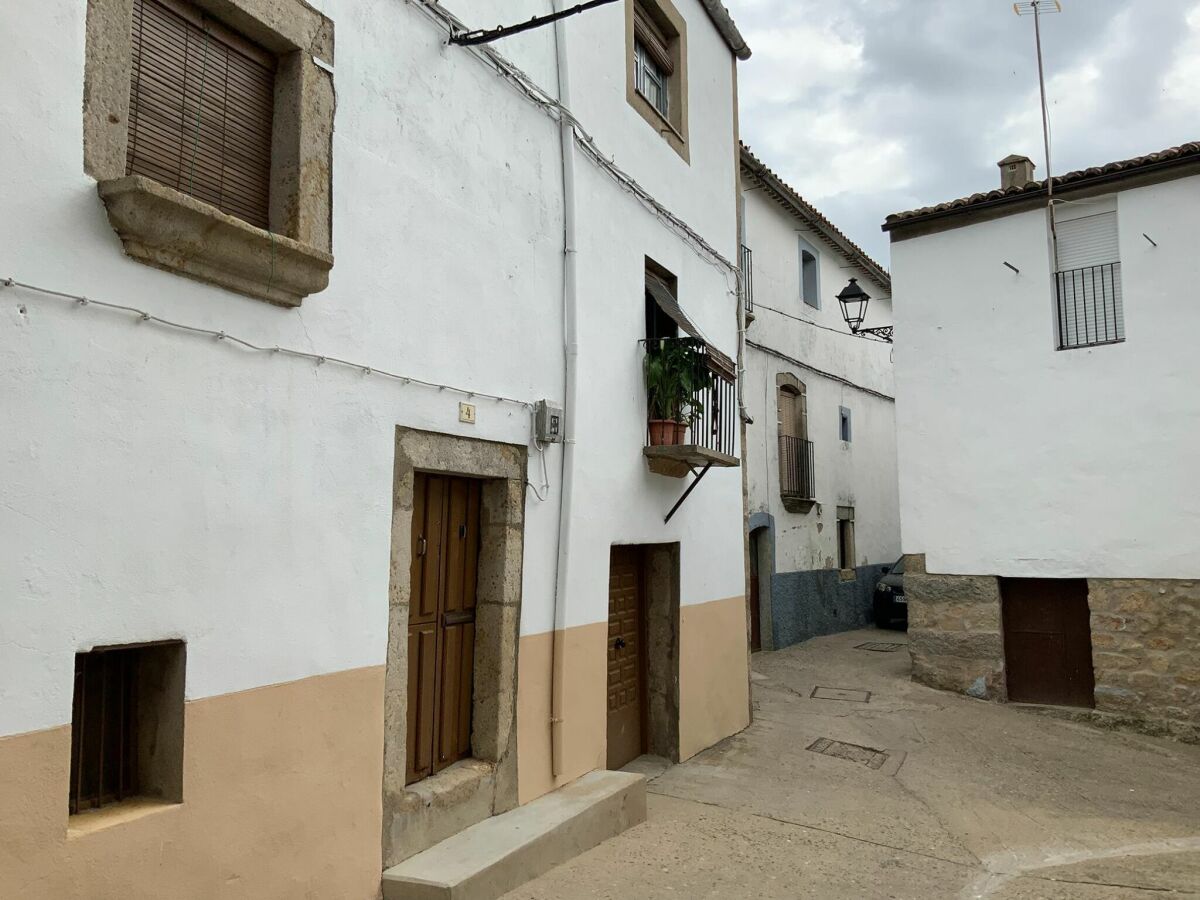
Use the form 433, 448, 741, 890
406, 474, 482, 785
607, 546, 648, 770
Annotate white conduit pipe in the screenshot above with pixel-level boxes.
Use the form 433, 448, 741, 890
549, 0, 579, 779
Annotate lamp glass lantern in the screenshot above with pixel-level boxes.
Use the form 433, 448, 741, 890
837, 278, 871, 333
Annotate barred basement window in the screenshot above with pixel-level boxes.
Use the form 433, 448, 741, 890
69, 641, 185, 816
126, 0, 276, 229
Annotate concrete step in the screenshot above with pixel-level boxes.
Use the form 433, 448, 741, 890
382, 770, 646, 900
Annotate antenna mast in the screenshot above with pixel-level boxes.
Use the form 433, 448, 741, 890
1014, 1, 1062, 266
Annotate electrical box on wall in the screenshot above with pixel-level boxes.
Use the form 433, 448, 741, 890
534, 400, 564, 444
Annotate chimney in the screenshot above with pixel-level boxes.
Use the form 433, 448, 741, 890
998, 154, 1036, 190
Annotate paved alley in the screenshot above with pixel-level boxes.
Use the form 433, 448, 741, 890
505, 628, 1200, 900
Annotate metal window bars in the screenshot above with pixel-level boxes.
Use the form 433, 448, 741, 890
778, 435, 815, 500
1055, 261, 1125, 350
70, 649, 140, 814
740, 244, 753, 317
641, 337, 737, 457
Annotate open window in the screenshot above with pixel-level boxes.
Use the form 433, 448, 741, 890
626, 0, 688, 160
777, 373, 813, 510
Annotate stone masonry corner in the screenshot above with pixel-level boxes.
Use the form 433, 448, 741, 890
904, 554, 1007, 702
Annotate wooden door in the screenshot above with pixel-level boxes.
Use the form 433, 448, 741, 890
607, 546, 647, 770
406, 473, 482, 785
1001, 578, 1095, 708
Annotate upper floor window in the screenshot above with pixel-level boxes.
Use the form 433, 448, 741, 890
799, 237, 820, 308
777, 373, 814, 506
1054, 202, 1124, 350
839, 406, 852, 442
626, 0, 688, 160
84, 0, 335, 306
127, 0, 276, 229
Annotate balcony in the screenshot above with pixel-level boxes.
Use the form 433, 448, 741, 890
642, 337, 739, 479
778, 435, 815, 512
1055, 261, 1125, 350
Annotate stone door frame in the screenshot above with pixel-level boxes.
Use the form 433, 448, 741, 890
382, 427, 526, 867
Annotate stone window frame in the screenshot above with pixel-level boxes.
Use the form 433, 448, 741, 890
625, 0, 690, 162
382, 428, 526, 868
83, 0, 335, 307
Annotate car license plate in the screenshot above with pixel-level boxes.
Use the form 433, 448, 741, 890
893, 596, 907, 605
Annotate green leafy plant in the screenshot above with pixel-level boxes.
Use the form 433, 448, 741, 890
644, 338, 711, 426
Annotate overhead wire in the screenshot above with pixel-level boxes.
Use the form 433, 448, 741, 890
1, 278, 535, 410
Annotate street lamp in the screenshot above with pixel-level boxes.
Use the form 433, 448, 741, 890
836, 278, 893, 343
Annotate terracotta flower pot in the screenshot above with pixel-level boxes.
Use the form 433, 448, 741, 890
673, 421, 690, 444
648, 419, 682, 446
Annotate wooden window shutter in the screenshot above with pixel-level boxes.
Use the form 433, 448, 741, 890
126, 0, 276, 230
634, 5, 674, 75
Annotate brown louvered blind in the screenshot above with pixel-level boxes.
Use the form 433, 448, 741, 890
126, 0, 276, 229
634, 6, 674, 76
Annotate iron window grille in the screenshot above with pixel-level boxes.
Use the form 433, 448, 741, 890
1055, 261, 1125, 350
778, 435, 815, 500
634, 41, 670, 119
641, 337, 737, 456
740, 244, 754, 317
69, 641, 185, 815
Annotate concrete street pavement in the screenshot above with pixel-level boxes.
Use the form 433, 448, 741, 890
504, 628, 1200, 899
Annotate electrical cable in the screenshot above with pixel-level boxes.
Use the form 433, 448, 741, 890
1, 277, 535, 410
407, 0, 741, 297
753, 302, 893, 344
747, 340, 895, 403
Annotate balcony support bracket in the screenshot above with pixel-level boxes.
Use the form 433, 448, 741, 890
663, 462, 713, 524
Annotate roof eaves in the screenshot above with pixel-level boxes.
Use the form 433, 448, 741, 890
739, 143, 891, 294
884, 141, 1200, 233
697, 0, 751, 60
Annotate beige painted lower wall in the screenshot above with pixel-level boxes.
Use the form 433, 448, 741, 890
517, 595, 752, 801
516, 623, 607, 805
679, 595, 750, 761
0, 665, 385, 900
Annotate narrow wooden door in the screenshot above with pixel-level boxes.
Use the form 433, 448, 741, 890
406, 473, 482, 785
1001, 578, 1095, 708
607, 546, 647, 770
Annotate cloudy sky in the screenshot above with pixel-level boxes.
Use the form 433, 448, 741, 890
735, 0, 1200, 267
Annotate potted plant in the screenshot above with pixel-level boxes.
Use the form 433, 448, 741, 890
644, 338, 711, 446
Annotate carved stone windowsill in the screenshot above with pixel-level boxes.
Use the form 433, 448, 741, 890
781, 495, 815, 514
97, 176, 334, 307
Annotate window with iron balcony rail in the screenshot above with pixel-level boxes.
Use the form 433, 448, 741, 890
778, 435, 815, 502
641, 337, 739, 479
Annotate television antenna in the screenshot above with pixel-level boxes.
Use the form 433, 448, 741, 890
1014, 1, 1063, 265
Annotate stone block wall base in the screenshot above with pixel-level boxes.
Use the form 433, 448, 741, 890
904, 556, 1007, 702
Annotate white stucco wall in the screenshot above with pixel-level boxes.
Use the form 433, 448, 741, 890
890, 175, 1200, 579
741, 186, 900, 574
0, 0, 742, 738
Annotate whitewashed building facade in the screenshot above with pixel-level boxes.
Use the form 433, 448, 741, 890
739, 146, 900, 651
885, 143, 1200, 741
0, 0, 752, 895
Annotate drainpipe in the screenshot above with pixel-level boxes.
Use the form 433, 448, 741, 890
549, 0, 579, 779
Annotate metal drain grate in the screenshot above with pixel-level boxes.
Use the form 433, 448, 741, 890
806, 737, 889, 769
855, 641, 906, 652
810, 686, 870, 703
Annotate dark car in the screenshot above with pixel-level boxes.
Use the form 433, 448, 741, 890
873, 556, 908, 629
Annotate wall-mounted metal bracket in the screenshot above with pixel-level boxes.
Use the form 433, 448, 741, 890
663, 462, 713, 524
450, 0, 619, 46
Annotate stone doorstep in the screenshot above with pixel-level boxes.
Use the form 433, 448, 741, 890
382, 770, 647, 900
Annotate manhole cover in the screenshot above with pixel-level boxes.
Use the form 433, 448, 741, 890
855, 642, 906, 652
811, 686, 870, 703
806, 737, 889, 769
